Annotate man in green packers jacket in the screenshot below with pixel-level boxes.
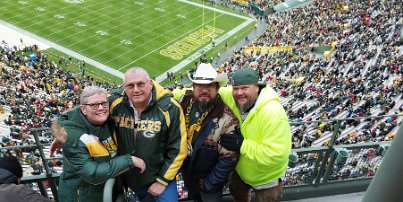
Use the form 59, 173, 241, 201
219, 68, 292, 202
108, 67, 187, 202
52, 86, 145, 202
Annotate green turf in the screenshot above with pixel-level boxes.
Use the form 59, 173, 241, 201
0, 0, 251, 80
42, 48, 123, 84
160, 21, 255, 87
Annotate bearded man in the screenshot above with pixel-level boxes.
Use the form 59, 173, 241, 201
177, 63, 240, 202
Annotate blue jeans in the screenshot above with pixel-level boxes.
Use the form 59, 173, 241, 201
133, 179, 178, 202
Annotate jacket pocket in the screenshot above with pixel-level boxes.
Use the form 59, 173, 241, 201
192, 142, 219, 179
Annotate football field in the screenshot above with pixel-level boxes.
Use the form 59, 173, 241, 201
0, 0, 254, 81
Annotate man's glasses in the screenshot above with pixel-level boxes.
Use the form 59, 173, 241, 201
83, 102, 109, 110
194, 83, 217, 90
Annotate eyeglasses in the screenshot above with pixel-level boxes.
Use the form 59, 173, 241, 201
194, 83, 217, 90
124, 80, 150, 90
83, 102, 109, 110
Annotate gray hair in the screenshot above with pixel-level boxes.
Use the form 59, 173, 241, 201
80, 86, 107, 104
124, 67, 150, 82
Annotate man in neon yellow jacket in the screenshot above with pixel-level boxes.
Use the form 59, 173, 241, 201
219, 68, 292, 202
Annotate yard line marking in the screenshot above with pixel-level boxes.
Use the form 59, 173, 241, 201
118, 0, 255, 71
0, 0, 254, 83
88, 2, 191, 58
0, 19, 124, 79
154, 18, 254, 83
105, 7, 208, 69
3, 1, 106, 28
116, 13, 226, 71
60, 0, 176, 47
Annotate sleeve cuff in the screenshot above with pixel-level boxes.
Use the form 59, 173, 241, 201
126, 154, 134, 168
156, 177, 169, 186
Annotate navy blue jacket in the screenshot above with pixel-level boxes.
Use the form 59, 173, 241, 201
180, 92, 239, 192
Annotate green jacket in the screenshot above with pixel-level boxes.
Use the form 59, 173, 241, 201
108, 82, 187, 189
53, 107, 134, 202
219, 86, 292, 187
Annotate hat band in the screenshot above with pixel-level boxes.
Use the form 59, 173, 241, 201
193, 77, 214, 81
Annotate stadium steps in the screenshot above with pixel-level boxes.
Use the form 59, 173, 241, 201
342, 61, 354, 78
334, 110, 348, 119
280, 96, 293, 106
393, 95, 403, 109
0, 122, 10, 136
312, 131, 332, 146
325, 58, 335, 72
0, 105, 11, 136
290, 101, 305, 111
361, 47, 382, 77
338, 125, 359, 139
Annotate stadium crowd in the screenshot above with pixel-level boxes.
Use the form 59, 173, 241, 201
0, 44, 114, 135
0, 44, 115, 175
217, 0, 402, 187
219, 0, 402, 148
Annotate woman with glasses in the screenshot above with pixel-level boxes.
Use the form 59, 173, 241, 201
52, 86, 146, 202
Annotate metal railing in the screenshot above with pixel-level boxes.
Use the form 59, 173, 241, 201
2, 114, 399, 201
2, 128, 62, 202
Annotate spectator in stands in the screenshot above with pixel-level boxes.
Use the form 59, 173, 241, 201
227, 0, 402, 147
174, 63, 240, 201
219, 68, 292, 202
0, 155, 52, 202
1, 0, 402, 193
51, 86, 145, 202
108, 67, 187, 202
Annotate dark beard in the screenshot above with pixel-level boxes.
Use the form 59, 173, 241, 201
237, 104, 247, 114
194, 97, 219, 112
237, 100, 255, 114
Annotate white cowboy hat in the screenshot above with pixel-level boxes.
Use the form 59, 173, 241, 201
191, 63, 228, 87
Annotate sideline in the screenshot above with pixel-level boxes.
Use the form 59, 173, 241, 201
154, 0, 255, 82
0, 23, 49, 50
177, 0, 251, 19
0, 20, 124, 79
0, 0, 255, 83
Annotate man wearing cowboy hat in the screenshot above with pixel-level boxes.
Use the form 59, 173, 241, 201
175, 63, 240, 202
219, 68, 292, 202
